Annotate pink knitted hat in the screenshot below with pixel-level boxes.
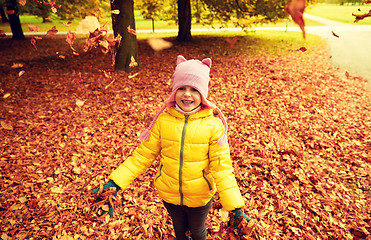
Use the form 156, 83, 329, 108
139, 55, 228, 146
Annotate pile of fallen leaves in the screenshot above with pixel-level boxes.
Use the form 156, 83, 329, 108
0, 34, 370, 240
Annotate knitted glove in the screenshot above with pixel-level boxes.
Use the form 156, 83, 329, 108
91, 179, 120, 217
229, 208, 255, 236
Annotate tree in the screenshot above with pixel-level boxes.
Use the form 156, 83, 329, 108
177, 0, 192, 41
5, 0, 24, 39
111, 0, 139, 72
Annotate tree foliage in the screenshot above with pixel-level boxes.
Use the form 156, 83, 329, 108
20, 0, 110, 20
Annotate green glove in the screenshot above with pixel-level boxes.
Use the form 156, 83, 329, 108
230, 208, 250, 228
229, 208, 255, 236
91, 179, 120, 217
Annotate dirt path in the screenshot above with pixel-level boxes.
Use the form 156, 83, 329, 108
304, 14, 371, 90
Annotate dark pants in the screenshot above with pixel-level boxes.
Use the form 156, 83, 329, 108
163, 200, 212, 240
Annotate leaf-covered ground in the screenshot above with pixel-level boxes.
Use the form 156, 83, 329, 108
0, 34, 370, 240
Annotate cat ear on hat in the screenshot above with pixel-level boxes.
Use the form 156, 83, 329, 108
202, 58, 212, 68
177, 55, 187, 65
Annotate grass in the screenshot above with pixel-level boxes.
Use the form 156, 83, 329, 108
306, 3, 371, 24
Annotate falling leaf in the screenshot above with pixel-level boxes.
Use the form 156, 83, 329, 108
46, 26, 58, 36
3, 93, 11, 99
76, 99, 85, 107
332, 31, 340, 38
127, 25, 137, 35
28, 24, 40, 32
111, 9, 120, 14
147, 38, 173, 51
5, 10, 15, 15
226, 36, 239, 48
19, 0, 26, 6
66, 31, 76, 52
51, 7, 57, 13
58, 55, 65, 59
345, 71, 350, 78
18, 70, 25, 77
1, 121, 13, 130
62, 21, 72, 27
285, 0, 306, 38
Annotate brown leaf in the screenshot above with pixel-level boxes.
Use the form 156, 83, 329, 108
285, 0, 306, 38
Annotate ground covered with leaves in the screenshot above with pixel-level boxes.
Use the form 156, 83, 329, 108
0, 33, 370, 240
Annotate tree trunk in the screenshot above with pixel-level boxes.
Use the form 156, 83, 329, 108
5, 0, 24, 39
177, 0, 192, 42
1, 5, 9, 23
111, 0, 139, 72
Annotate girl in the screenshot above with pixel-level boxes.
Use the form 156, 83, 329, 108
92, 55, 253, 239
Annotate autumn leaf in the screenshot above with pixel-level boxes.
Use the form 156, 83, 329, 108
11, 63, 24, 68
147, 38, 173, 51
285, 0, 306, 38
46, 26, 58, 36
3, 93, 11, 99
1, 121, 13, 130
19, 0, 27, 6
129, 56, 138, 68
298, 46, 307, 52
18, 70, 25, 77
127, 25, 137, 35
111, 9, 120, 14
226, 36, 239, 49
66, 31, 77, 52
5, 10, 15, 15
332, 31, 340, 38
28, 24, 40, 32
62, 21, 72, 27
76, 99, 85, 107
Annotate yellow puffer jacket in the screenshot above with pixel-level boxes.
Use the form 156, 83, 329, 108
109, 107, 245, 211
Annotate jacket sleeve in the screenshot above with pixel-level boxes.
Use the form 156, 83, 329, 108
109, 120, 161, 190
208, 119, 245, 211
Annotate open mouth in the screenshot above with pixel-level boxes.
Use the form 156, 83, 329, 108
182, 100, 194, 105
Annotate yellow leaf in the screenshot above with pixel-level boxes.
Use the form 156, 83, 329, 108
19, 196, 28, 203
3, 93, 11, 99
1, 121, 13, 130
19, 70, 25, 77
76, 99, 85, 107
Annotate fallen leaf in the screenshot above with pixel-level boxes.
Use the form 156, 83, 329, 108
76, 99, 85, 107
1, 121, 13, 130
11, 63, 24, 68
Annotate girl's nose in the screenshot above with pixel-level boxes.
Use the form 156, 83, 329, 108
184, 89, 191, 96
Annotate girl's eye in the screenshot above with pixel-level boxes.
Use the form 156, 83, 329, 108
191, 88, 198, 92
178, 87, 185, 91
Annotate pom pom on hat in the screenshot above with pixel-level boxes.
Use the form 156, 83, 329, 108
139, 55, 228, 146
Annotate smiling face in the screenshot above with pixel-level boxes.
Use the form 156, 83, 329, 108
175, 86, 202, 112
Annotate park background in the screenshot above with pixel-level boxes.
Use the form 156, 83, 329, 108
0, 0, 370, 239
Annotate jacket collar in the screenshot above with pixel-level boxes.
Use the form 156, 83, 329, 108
167, 106, 213, 119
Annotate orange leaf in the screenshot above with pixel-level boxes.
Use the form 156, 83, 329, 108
46, 26, 58, 36
28, 24, 40, 32
285, 0, 306, 38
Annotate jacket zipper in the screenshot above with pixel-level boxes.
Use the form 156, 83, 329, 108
155, 164, 163, 182
179, 115, 189, 206
202, 169, 212, 190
